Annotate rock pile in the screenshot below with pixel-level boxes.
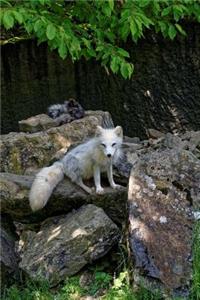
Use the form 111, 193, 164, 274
0, 112, 199, 298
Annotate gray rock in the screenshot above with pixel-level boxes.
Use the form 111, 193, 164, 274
146, 128, 165, 139
0, 215, 20, 287
124, 136, 141, 143
18, 204, 120, 285
164, 133, 187, 150
0, 172, 127, 224
128, 148, 199, 297
18, 114, 58, 133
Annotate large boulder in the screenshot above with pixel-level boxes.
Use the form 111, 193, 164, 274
0, 215, 20, 287
18, 204, 120, 285
128, 148, 199, 297
0, 110, 114, 174
0, 172, 127, 224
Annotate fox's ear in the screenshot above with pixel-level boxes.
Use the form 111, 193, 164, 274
96, 125, 103, 137
115, 126, 123, 137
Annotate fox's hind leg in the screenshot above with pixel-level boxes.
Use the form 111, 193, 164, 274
76, 178, 93, 194
63, 156, 92, 194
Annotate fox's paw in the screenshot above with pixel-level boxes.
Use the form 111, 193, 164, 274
112, 184, 124, 190
91, 187, 96, 193
96, 187, 105, 195
87, 188, 93, 195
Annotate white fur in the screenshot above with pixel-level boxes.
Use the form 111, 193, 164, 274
29, 126, 123, 211
29, 162, 64, 211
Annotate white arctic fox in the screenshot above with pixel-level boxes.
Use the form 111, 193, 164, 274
29, 125, 123, 211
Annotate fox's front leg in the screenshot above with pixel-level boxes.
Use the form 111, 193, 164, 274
93, 164, 104, 194
107, 163, 123, 190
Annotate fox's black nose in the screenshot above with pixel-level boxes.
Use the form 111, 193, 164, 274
107, 154, 111, 158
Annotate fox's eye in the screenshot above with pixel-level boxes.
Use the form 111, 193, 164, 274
112, 143, 116, 147
101, 143, 106, 147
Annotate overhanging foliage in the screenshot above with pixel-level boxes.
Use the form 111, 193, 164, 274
1, 0, 200, 79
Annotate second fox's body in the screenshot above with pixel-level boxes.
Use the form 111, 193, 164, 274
29, 126, 123, 211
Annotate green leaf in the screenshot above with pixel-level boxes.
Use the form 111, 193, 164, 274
108, 0, 114, 11
120, 61, 129, 79
39, 0, 45, 5
105, 31, 115, 42
96, 44, 104, 52
134, 18, 142, 34
120, 23, 130, 41
87, 48, 96, 57
172, 4, 185, 21
152, 1, 160, 15
168, 24, 177, 40
161, 6, 171, 17
0, 0, 12, 7
48, 38, 59, 51
34, 19, 43, 32
175, 23, 187, 36
24, 22, 34, 34
139, 0, 150, 8
130, 19, 138, 39
13, 11, 23, 24
127, 63, 134, 79
158, 21, 167, 34
110, 56, 119, 74
139, 13, 154, 28
3, 10, 14, 29
120, 8, 130, 22
102, 4, 112, 17
58, 38, 67, 59
117, 48, 130, 58
82, 37, 90, 48
46, 23, 56, 40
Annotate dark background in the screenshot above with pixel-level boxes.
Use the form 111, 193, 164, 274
1, 22, 200, 138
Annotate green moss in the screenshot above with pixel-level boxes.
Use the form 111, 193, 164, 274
10, 148, 23, 174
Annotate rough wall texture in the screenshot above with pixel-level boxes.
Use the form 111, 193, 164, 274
76, 23, 200, 138
1, 23, 200, 137
1, 41, 76, 133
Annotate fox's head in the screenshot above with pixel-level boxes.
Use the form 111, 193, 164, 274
96, 125, 123, 158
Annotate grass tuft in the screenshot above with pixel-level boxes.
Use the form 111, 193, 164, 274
191, 221, 200, 300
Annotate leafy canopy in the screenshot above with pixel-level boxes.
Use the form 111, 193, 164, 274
1, 0, 200, 79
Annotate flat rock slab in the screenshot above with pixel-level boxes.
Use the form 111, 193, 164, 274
0, 172, 127, 224
18, 114, 58, 133
19, 204, 120, 285
128, 149, 199, 297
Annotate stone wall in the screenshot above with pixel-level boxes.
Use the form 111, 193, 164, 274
1, 22, 200, 137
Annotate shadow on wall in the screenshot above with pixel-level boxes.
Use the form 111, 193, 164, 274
75, 23, 200, 138
1, 22, 200, 138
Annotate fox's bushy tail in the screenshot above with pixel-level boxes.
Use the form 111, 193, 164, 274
29, 162, 64, 211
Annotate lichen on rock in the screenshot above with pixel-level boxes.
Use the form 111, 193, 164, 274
18, 204, 120, 285
128, 147, 199, 297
